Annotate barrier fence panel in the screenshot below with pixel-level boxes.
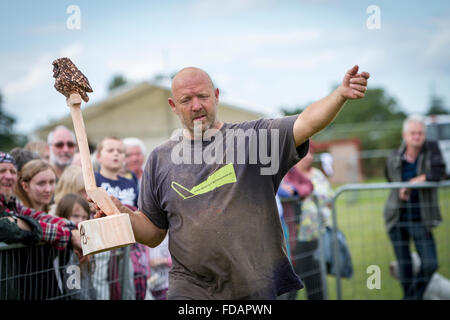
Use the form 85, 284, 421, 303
330, 180, 450, 300
0, 242, 137, 300
279, 197, 328, 300
4, 181, 447, 300
0, 243, 71, 299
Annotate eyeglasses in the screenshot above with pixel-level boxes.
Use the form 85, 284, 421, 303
53, 141, 76, 149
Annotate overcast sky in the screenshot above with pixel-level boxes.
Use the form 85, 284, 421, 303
1, 0, 449, 135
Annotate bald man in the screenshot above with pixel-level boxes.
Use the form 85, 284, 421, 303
95, 66, 370, 299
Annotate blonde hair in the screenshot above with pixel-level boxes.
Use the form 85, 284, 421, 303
54, 165, 85, 204
15, 159, 56, 212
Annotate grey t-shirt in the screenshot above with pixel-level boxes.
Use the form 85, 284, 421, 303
139, 115, 308, 299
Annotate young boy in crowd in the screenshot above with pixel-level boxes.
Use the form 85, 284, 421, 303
95, 136, 139, 208
95, 136, 150, 300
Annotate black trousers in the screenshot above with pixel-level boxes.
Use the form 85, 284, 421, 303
285, 239, 324, 300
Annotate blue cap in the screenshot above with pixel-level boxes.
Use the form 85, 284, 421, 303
0, 152, 18, 168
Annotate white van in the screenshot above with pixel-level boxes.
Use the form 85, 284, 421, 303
425, 115, 450, 177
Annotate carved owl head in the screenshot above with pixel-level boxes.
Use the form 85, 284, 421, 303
52, 57, 93, 103
52, 59, 62, 78
52, 57, 73, 75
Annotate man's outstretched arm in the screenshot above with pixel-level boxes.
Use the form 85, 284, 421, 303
293, 65, 370, 147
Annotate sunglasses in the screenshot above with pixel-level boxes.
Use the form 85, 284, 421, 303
53, 141, 76, 149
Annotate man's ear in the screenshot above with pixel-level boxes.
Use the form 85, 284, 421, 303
168, 98, 176, 113
214, 88, 219, 103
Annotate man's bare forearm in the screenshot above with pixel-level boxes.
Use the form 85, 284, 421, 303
128, 210, 167, 248
293, 87, 347, 146
292, 65, 370, 147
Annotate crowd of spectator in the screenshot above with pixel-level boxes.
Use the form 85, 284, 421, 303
1, 115, 447, 300
0, 126, 169, 300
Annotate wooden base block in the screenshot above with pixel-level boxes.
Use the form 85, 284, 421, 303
79, 213, 136, 256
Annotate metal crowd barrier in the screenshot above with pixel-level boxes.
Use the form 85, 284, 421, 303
279, 196, 328, 300
331, 180, 450, 300
280, 180, 450, 300
0, 242, 137, 300
4, 180, 448, 300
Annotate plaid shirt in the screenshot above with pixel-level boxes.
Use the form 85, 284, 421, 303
0, 194, 76, 250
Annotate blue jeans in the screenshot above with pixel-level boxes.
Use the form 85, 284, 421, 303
388, 221, 438, 300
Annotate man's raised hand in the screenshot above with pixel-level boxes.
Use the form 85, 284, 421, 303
340, 65, 370, 100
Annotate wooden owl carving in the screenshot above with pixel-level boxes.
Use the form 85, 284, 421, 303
52, 57, 93, 103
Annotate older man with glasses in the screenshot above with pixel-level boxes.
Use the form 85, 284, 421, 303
47, 125, 77, 178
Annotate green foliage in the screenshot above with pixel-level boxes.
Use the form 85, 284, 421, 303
329, 88, 406, 149
0, 91, 27, 151
337, 88, 405, 122
280, 105, 305, 116
108, 74, 128, 92
426, 95, 449, 115
280, 88, 408, 177
152, 72, 177, 82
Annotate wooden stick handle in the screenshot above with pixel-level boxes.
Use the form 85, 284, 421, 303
67, 93, 97, 191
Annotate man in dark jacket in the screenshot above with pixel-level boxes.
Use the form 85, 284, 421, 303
384, 115, 446, 300
0, 152, 42, 245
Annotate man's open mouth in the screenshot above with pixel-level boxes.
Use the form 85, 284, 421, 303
193, 115, 206, 121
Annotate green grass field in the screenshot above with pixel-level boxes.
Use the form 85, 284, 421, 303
295, 186, 450, 300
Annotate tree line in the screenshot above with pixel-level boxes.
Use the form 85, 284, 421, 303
281, 87, 449, 177
1, 78, 448, 178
